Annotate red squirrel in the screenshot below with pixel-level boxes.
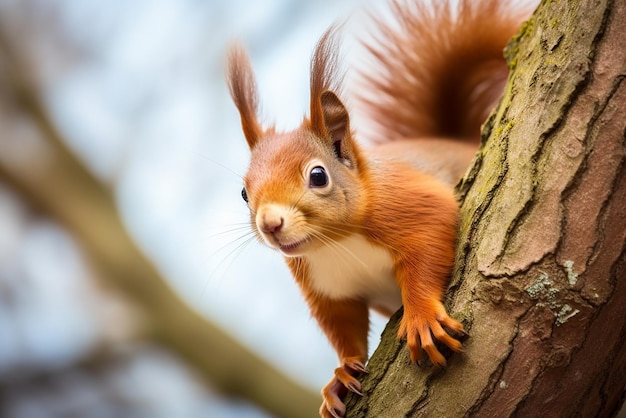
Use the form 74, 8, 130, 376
226, 0, 530, 416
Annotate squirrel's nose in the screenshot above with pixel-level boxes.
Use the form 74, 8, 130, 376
260, 216, 283, 234
257, 205, 285, 235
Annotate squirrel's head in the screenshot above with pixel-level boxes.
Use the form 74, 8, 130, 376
226, 27, 367, 257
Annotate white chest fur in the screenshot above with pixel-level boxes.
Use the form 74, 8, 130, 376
304, 234, 402, 313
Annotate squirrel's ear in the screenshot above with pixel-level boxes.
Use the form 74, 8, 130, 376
320, 90, 356, 165
226, 44, 263, 149
309, 26, 357, 165
320, 91, 349, 144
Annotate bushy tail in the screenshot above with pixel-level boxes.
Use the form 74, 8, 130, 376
358, 0, 535, 143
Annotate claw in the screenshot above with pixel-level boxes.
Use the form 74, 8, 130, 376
399, 303, 465, 366
321, 403, 344, 418
320, 358, 367, 417
331, 408, 343, 418
346, 359, 367, 374
439, 313, 467, 336
335, 366, 363, 394
320, 401, 344, 418
347, 381, 363, 396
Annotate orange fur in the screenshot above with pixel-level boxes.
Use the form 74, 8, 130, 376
226, 44, 271, 148
226, 0, 533, 417
359, 0, 534, 143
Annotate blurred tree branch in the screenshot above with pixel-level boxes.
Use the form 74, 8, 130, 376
0, 27, 318, 418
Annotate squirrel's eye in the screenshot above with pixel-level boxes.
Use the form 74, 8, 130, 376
241, 187, 248, 203
309, 166, 329, 188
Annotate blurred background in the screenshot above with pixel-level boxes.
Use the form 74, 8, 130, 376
0, 0, 388, 417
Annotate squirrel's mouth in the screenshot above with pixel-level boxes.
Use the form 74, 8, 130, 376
278, 237, 310, 256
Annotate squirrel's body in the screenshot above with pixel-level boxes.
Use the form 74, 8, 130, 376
226, 0, 533, 416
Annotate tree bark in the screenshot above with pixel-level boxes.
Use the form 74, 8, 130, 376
346, 0, 626, 416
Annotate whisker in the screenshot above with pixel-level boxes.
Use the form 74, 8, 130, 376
208, 228, 257, 258
290, 189, 309, 211
310, 231, 364, 282
290, 257, 306, 282
306, 226, 369, 271
309, 217, 402, 256
202, 231, 259, 294
206, 224, 252, 237
192, 151, 245, 181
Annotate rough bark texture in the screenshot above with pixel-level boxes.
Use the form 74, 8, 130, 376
346, 0, 626, 416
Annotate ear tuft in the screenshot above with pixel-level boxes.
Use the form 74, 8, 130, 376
308, 27, 359, 167
226, 44, 264, 149
309, 25, 344, 138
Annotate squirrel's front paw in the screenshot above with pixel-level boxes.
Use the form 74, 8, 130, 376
320, 357, 367, 418
398, 303, 465, 366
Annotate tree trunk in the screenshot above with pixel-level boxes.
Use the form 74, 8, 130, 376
346, 0, 626, 416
